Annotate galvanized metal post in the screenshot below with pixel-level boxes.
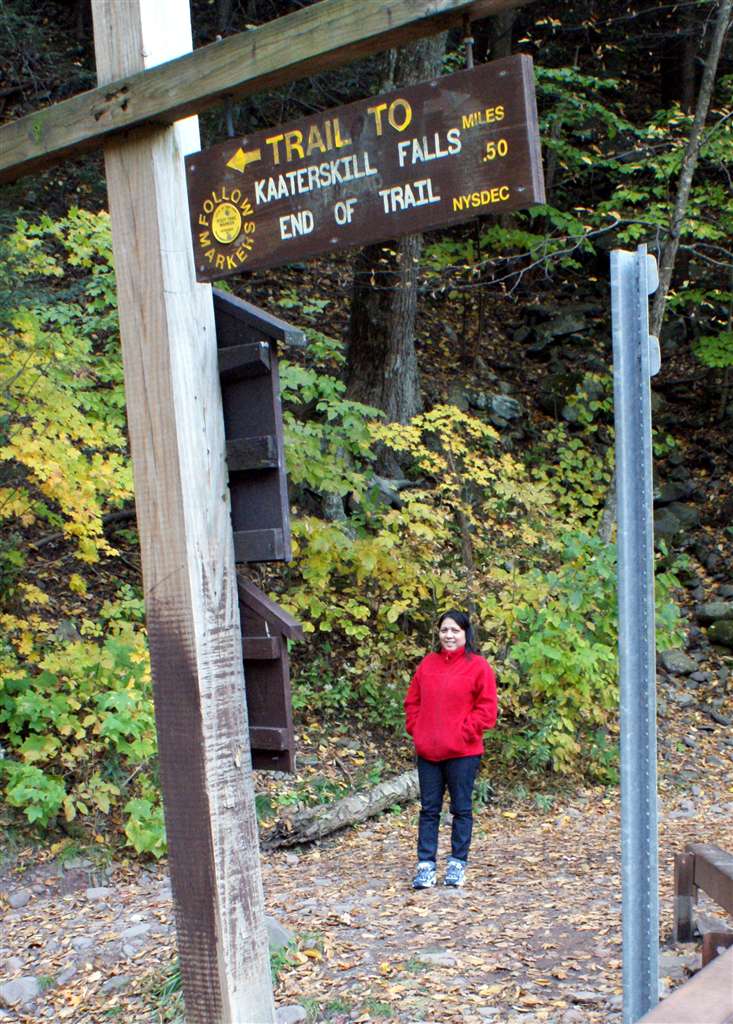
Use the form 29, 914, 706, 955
611, 244, 662, 1024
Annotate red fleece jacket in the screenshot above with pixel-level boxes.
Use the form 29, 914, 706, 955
404, 647, 498, 762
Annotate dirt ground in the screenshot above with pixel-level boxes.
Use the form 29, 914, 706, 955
1, 746, 732, 1024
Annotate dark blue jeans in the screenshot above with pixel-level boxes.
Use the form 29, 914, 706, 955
417, 754, 481, 864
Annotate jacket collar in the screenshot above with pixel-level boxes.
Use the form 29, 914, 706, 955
439, 646, 466, 664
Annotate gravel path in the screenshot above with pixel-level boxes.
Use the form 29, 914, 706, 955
2, 760, 732, 1023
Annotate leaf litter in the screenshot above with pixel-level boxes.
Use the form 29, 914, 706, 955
0, 715, 732, 1023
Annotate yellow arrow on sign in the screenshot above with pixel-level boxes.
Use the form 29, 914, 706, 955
227, 147, 262, 172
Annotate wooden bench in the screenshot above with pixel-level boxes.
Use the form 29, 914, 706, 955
675, 843, 733, 955
637, 945, 733, 1022
638, 843, 733, 1022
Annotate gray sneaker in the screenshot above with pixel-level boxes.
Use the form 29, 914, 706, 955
412, 861, 437, 889
444, 858, 466, 887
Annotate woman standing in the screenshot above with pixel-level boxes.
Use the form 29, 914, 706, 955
404, 610, 497, 889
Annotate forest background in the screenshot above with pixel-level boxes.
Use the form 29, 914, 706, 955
0, 0, 732, 860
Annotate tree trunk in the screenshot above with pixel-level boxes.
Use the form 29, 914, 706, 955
262, 770, 419, 848
346, 34, 447, 435
486, 9, 516, 60
651, 0, 732, 339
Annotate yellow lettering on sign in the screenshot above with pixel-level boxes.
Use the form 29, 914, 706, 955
388, 98, 412, 132
461, 105, 506, 130
332, 117, 351, 148
196, 186, 257, 272
265, 133, 285, 164
306, 124, 327, 156
284, 130, 305, 162
367, 98, 412, 135
451, 186, 510, 211
367, 102, 388, 136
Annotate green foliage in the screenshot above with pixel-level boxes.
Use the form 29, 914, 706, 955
481, 530, 683, 778
123, 794, 166, 859
148, 958, 184, 1024
2, 763, 67, 825
533, 374, 614, 519
0, 597, 164, 853
280, 359, 379, 497
0, 210, 131, 581
694, 329, 733, 369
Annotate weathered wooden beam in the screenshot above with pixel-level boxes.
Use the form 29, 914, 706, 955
1, 0, 531, 184
226, 435, 279, 471
242, 636, 282, 660
233, 526, 288, 562
637, 947, 733, 1023
218, 342, 272, 381
673, 851, 697, 944
91, 1, 274, 1020
689, 843, 733, 920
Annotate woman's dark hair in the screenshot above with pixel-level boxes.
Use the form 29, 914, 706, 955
436, 609, 479, 656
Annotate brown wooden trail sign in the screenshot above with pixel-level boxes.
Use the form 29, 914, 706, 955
187, 54, 544, 280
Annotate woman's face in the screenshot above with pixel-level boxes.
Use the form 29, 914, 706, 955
438, 616, 466, 652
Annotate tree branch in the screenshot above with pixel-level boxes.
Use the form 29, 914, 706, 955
651, 0, 733, 338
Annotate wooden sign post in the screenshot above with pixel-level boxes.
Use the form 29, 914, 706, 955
91, 2, 275, 1021
0, 1, 536, 1020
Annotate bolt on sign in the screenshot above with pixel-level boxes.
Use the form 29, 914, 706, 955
186, 53, 544, 282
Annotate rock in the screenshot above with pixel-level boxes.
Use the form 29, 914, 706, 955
275, 1006, 307, 1024
0, 977, 41, 1008
446, 382, 470, 411
654, 506, 684, 540
489, 395, 522, 421
467, 389, 489, 411
3, 958, 23, 974
666, 502, 700, 530
121, 923, 151, 941
696, 601, 733, 625
101, 974, 132, 994
535, 312, 589, 340
321, 492, 346, 521
85, 887, 112, 901
660, 649, 697, 675
569, 990, 600, 1004
7, 891, 31, 910
659, 949, 699, 980
708, 708, 732, 726
683, 735, 697, 748
416, 950, 458, 967
56, 966, 77, 986
670, 692, 695, 708
71, 936, 94, 952
708, 620, 733, 649
654, 480, 695, 505
63, 857, 91, 871
265, 915, 293, 951
283, 853, 299, 866
717, 584, 733, 598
